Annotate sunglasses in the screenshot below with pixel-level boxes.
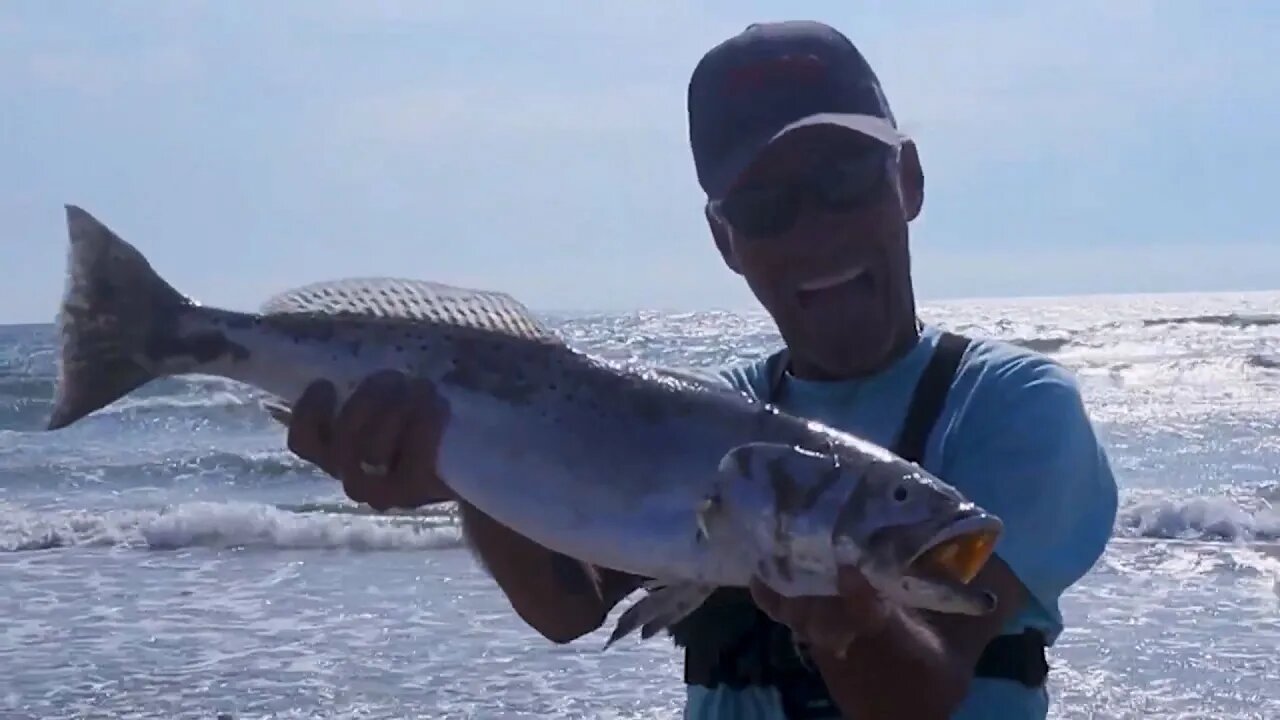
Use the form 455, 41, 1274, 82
708, 147, 893, 238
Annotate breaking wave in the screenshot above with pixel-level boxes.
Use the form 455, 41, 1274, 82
1115, 495, 1280, 543
2, 495, 1275, 556
1142, 313, 1280, 329
0, 501, 462, 553
1007, 336, 1073, 353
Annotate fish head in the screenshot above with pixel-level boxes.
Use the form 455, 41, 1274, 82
714, 438, 1002, 615
829, 446, 1003, 615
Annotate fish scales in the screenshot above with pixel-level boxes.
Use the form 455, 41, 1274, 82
46, 205, 1005, 646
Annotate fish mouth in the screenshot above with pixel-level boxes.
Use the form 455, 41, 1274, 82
905, 513, 1002, 586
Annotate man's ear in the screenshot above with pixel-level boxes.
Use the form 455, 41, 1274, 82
899, 139, 924, 222
705, 204, 742, 274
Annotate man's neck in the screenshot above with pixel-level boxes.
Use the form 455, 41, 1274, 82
788, 317, 923, 382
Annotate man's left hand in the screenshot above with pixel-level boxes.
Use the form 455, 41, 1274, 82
749, 566, 893, 657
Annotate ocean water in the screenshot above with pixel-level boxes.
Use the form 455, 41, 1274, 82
2, 290, 1279, 720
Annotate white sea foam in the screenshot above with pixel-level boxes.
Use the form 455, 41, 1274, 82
0, 501, 461, 553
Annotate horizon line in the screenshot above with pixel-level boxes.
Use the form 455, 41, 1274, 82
3, 286, 1278, 328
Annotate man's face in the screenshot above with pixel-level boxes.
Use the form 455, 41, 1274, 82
707, 124, 923, 379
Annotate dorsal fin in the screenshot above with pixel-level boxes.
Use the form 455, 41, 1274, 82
258, 277, 556, 341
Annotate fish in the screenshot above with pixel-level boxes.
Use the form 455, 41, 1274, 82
45, 204, 1004, 646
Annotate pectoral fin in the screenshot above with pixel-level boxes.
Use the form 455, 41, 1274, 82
604, 582, 715, 649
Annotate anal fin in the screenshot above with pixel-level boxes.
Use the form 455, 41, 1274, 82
604, 582, 715, 649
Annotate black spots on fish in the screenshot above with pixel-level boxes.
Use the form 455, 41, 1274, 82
439, 331, 543, 406
260, 313, 349, 349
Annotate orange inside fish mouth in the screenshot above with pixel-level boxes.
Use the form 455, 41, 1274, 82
907, 522, 1001, 585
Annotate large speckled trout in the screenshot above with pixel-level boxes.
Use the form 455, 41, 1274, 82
46, 205, 1003, 645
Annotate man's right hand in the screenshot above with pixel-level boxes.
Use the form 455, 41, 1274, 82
283, 369, 642, 643
286, 370, 456, 511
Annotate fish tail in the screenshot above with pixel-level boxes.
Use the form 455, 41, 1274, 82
46, 205, 193, 430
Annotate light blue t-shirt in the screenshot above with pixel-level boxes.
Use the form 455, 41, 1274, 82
683, 324, 1118, 720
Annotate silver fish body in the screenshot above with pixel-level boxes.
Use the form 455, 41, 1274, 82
47, 205, 1004, 645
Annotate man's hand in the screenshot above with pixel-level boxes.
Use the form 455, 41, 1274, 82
749, 566, 893, 657
750, 558, 1028, 719
286, 370, 455, 510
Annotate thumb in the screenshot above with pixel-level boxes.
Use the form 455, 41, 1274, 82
836, 566, 891, 631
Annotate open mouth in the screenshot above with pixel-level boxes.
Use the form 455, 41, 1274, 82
905, 514, 1002, 585
795, 265, 873, 307
799, 265, 868, 292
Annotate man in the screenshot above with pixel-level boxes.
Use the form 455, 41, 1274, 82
285, 20, 1118, 720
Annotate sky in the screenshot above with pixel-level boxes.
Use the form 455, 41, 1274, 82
1, 1, 1277, 323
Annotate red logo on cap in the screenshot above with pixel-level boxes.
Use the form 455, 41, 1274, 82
727, 53, 827, 94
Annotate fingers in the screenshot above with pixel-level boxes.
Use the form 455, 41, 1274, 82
287, 370, 452, 511
286, 380, 338, 475
750, 578, 822, 633
363, 379, 453, 510
361, 379, 420, 476
330, 371, 409, 507
837, 566, 891, 630
391, 379, 454, 504
749, 572, 886, 654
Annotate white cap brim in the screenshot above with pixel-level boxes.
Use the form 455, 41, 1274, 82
770, 112, 907, 146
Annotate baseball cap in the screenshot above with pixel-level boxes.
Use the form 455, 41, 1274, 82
688, 20, 905, 199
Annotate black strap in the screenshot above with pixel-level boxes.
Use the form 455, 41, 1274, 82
894, 330, 971, 464
974, 629, 1051, 687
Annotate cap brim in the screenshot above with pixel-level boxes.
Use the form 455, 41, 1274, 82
705, 112, 906, 199
770, 112, 906, 146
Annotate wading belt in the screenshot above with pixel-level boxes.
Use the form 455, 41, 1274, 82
682, 330, 1049, 718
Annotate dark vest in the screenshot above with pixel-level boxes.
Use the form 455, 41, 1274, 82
669, 331, 1049, 719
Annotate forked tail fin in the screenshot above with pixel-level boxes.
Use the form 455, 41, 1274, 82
46, 205, 192, 430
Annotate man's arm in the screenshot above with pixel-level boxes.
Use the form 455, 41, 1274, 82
459, 501, 643, 643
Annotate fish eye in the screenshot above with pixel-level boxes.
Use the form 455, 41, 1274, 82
892, 485, 909, 503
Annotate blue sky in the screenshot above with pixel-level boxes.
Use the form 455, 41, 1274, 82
1, 1, 1277, 323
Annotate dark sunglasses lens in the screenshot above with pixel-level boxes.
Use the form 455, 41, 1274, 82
719, 187, 800, 237
815, 151, 888, 209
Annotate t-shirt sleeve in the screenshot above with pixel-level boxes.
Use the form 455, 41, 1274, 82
941, 358, 1119, 616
